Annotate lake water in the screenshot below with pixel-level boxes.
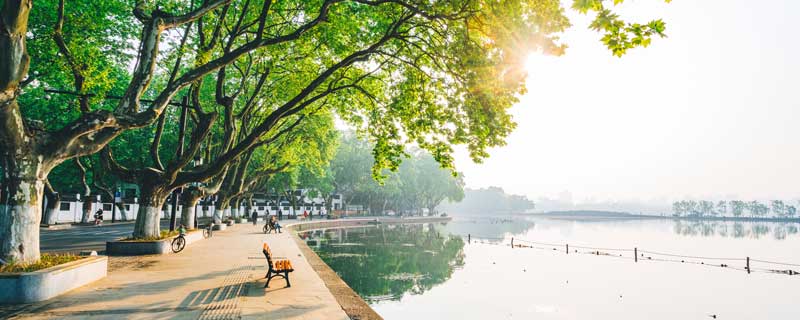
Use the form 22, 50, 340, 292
299, 217, 800, 319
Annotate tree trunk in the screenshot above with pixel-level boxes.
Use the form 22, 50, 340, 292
115, 202, 127, 221
230, 198, 239, 218
81, 197, 92, 224
0, 156, 45, 264
43, 192, 60, 225
132, 186, 167, 238
180, 190, 203, 229
214, 194, 232, 223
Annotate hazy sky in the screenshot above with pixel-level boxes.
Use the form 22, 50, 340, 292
452, 0, 800, 203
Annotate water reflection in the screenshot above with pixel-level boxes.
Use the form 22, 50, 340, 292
673, 220, 800, 240
444, 216, 536, 239
301, 224, 465, 302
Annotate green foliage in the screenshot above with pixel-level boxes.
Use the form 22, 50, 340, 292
438, 186, 535, 215
26, 0, 669, 202
574, 0, 670, 56
0, 253, 83, 273
331, 134, 464, 214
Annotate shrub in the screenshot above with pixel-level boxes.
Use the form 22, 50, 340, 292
0, 253, 83, 273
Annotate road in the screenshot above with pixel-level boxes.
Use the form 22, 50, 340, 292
40, 221, 170, 254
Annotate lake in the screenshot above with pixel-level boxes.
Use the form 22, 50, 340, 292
299, 217, 800, 319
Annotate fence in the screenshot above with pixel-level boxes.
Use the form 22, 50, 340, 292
464, 234, 800, 277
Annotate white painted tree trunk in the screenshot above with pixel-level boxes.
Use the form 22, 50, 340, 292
180, 193, 202, 229
231, 207, 239, 218
132, 206, 162, 238
80, 200, 92, 224
0, 177, 45, 264
213, 209, 223, 224
43, 202, 59, 225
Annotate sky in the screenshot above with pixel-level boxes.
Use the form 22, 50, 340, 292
452, 0, 800, 206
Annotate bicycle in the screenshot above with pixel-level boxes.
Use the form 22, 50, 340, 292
171, 234, 186, 253
203, 223, 214, 239
263, 223, 273, 234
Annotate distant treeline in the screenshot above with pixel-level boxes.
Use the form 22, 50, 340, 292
672, 200, 798, 218
438, 187, 534, 215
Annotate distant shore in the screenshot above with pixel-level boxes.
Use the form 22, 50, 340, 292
534, 210, 800, 223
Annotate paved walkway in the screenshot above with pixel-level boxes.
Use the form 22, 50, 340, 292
6, 223, 350, 320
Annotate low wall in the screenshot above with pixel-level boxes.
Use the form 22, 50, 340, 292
0, 256, 108, 304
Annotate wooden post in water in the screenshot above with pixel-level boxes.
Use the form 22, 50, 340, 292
511, 237, 514, 248
746, 256, 750, 274
634, 247, 638, 262
566, 244, 569, 254
468, 234, 471, 244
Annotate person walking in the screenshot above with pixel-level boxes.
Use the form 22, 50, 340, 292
94, 208, 104, 226
278, 209, 283, 221
251, 210, 258, 225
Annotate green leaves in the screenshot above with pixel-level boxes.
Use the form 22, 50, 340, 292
572, 0, 604, 14
580, 1, 670, 56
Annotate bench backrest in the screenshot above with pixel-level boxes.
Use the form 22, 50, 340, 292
262, 243, 274, 270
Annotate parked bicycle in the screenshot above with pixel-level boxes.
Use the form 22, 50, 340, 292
172, 225, 188, 253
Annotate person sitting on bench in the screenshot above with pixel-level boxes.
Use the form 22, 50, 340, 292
262, 243, 294, 288
268, 216, 282, 233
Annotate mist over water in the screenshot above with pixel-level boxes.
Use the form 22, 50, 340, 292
303, 217, 800, 319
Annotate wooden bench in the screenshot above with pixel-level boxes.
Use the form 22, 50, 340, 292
262, 243, 294, 288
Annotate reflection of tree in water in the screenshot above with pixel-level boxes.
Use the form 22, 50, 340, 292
444, 216, 536, 239
673, 220, 800, 240
305, 224, 465, 302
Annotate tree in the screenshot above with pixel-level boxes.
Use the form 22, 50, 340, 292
2, 0, 669, 263
771, 200, 786, 217
698, 200, 714, 217
715, 200, 727, 217
787, 205, 797, 218
672, 201, 684, 217
729, 200, 745, 217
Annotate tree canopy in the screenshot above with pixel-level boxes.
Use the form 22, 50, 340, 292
1, 0, 669, 263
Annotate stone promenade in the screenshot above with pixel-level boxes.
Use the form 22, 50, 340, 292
2, 222, 350, 320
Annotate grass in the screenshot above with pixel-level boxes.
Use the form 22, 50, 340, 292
121, 230, 181, 241
0, 253, 84, 273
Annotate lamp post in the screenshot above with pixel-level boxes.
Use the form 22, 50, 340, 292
169, 96, 189, 231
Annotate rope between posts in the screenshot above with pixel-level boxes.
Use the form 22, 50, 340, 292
750, 259, 800, 267
569, 245, 634, 252
638, 250, 745, 261
464, 234, 800, 273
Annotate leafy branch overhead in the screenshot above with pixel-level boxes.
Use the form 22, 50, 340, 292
573, 0, 670, 56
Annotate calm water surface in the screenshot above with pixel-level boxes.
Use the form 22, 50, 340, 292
300, 217, 800, 319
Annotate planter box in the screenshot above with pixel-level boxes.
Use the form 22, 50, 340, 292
105, 230, 204, 256
0, 256, 108, 304
213, 224, 227, 231
106, 240, 170, 255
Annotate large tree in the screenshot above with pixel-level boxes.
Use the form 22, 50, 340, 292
2, 0, 668, 263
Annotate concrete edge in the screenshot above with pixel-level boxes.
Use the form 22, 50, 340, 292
0, 256, 108, 304
284, 217, 452, 320
39, 224, 73, 230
